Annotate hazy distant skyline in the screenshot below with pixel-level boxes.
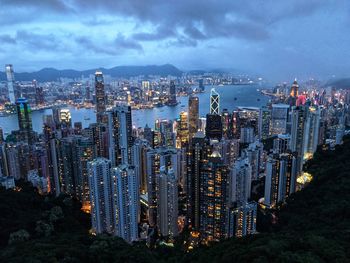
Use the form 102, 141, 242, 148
1, 0, 350, 81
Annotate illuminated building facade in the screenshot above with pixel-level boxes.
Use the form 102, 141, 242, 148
227, 201, 257, 238
112, 164, 139, 243
95, 71, 106, 122
16, 98, 34, 144
5, 64, 16, 104
200, 151, 229, 241
88, 158, 114, 234
177, 111, 189, 148
59, 109, 72, 128
146, 147, 179, 226
210, 88, 220, 115
270, 104, 289, 135
188, 96, 199, 140
156, 166, 178, 237
264, 152, 297, 208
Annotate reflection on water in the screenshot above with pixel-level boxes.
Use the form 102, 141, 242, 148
0, 84, 269, 134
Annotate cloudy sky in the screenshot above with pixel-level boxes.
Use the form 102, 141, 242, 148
1, 0, 350, 81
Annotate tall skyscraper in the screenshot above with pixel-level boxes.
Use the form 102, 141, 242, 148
188, 96, 199, 140
156, 166, 178, 237
16, 98, 33, 144
177, 111, 189, 148
221, 109, 232, 139
168, 80, 177, 105
259, 106, 271, 140
205, 114, 222, 140
200, 151, 229, 241
5, 64, 16, 104
107, 105, 134, 166
270, 104, 289, 135
303, 106, 321, 159
156, 119, 175, 147
95, 71, 106, 122
242, 141, 263, 180
131, 139, 150, 194
273, 134, 291, 154
290, 79, 299, 98
210, 88, 220, 115
229, 158, 252, 206
227, 201, 257, 238
264, 152, 297, 208
290, 106, 307, 173
112, 164, 139, 243
88, 158, 114, 234
187, 132, 209, 230
146, 147, 179, 226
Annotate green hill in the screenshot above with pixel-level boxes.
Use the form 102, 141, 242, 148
1, 136, 350, 262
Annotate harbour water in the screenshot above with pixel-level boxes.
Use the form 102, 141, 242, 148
0, 84, 269, 135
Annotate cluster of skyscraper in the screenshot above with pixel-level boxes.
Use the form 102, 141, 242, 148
0, 69, 348, 247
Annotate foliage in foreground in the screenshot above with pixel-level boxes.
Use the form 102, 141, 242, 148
1, 136, 350, 262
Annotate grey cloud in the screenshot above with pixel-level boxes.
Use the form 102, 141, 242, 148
75, 34, 142, 55
16, 30, 62, 51
132, 26, 175, 41
1, 0, 71, 12
114, 34, 143, 51
1, 0, 343, 44
166, 36, 198, 48
0, 34, 17, 44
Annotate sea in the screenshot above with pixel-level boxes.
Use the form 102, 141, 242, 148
0, 84, 270, 135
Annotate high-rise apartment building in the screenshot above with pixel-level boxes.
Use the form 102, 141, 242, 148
88, 158, 114, 234
112, 164, 139, 243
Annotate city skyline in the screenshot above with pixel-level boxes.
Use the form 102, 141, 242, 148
0, 1, 350, 259
1, 1, 350, 81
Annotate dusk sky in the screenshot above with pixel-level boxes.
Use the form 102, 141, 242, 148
1, 0, 350, 81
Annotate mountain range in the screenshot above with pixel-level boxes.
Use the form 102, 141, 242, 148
0, 64, 183, 82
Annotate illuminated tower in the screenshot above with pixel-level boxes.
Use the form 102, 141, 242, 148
290, 79, 299, 98
188, 96, 199, 140
95, 71, 106, 122
16, 98, 33, 144
210, 88, 220, 115
5, 64, 16, 104
200, 151, 229, 241
177, 111, 189, 148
